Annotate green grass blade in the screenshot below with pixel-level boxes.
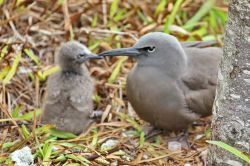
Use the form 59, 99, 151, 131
73, 155, 90, 164
108, 57, 127, 83
139, 131, 145, 147
164, 0, 184, 33
21, 124, 30, 139
95, 158, 110, 165
137, 10, 150, 25
0, 157, 8, 164
91, 13, 98, 27
42, 142, 53, 166
4, 158, 12, 165
91, 128, 98, 147
0, 0, 5, 5
49, 129, 77, 139
114, 9, 126, 22
56, 142, 79, 148
118, 112, 142, 132
70, 29, 75, 41
35, 135, 44, 158
110, 0, 120, 18
0, 45, 8, 62
92, 94, 101, 105
88, 42, 100, 52
16, 0, 23, 6
154, 0, 168, 16
183, 0, 215, 30
3, 51, 22, 84
207, 140, 250, 164
0, 66, 10, 81
202, 35, 217, 41
12, 105, 22, 118
43, 66, 60, 78
54, 155, 66, 162
37, 66, 60, 81
66, 154, 89, 166
24, 49, 40, 65
214, 8, 227, 23
2, 141, 18, 149
18, 109, 42, 121
209, 9, 218, 30
115, 35, 121, 48
65, 163, 81, 166
57, 0, 64, 5
191, 24, 207, 37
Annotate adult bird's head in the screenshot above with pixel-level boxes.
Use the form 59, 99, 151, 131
99, 32, 187, 79
58, 41, 102, 73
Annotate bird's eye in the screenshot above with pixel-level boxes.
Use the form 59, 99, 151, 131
78, 53, 85, 58
147, 47, 155, 53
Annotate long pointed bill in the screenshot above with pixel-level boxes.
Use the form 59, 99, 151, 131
85, 53, 103, 60
98, 47, 140, 57
78, 53, 103, 63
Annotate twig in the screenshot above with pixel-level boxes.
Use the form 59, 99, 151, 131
115, 80, 123, 113
145, 129, 163, 140
102, 0, 108, 26
86, 146, 120, 161
132, 151, 181, 164
0, 122, 42, 128
3, 8, 25, 42
79, 28, 138, 41
85, 129, 163, 161
62, 0, 74, 39
29, 26, 66, 36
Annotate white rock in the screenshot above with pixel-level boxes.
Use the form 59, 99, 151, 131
11, 146, 34, 166
184, 163, 191, 166
100, 139, 118, 151
168, 141, 182, 151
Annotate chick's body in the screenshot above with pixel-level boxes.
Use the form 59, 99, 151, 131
43, 67, 93, 134
42, 41, 100, 134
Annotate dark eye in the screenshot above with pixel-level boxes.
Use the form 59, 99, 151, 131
147, 47, 155, 53
78, 53, 85, 58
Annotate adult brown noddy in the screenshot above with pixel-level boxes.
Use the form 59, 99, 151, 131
99, 32, 222, 133
42, 41, 102, 135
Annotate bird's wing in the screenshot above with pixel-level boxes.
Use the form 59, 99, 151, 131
68, 75, 93, 113
181, 40, 219, 48
180, 47, 222, 116
181, 47, 222, 89
42, 73, 64, 124
44, 73, 62, 104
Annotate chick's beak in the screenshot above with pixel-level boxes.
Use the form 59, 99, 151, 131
84, 53, 103, 60
78, 52, 103, 63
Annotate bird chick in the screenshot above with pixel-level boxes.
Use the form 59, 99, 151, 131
42, 41, 102, 135
99, 32, 222, 133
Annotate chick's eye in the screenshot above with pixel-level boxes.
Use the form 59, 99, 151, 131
147, 47, 155, 53
78, 54, 85, 58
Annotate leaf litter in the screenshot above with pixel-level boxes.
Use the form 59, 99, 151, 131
0, 0, 227, 165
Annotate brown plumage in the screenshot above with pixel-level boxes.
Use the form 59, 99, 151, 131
42, 41, 102, 134
99, 32, 222, 132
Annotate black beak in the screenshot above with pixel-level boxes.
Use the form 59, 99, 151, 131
85, 53, 103, 60
98, 47, 141, 57
78, 53, 103, 63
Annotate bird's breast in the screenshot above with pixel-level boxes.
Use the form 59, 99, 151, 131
126, 66, 194, 131
126, 67, 165, 124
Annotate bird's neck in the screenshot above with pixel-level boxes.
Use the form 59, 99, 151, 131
137, 54, 187, 80
163, 45, 188, 79
60, 64, 87, 76
61, 69, 83, 75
